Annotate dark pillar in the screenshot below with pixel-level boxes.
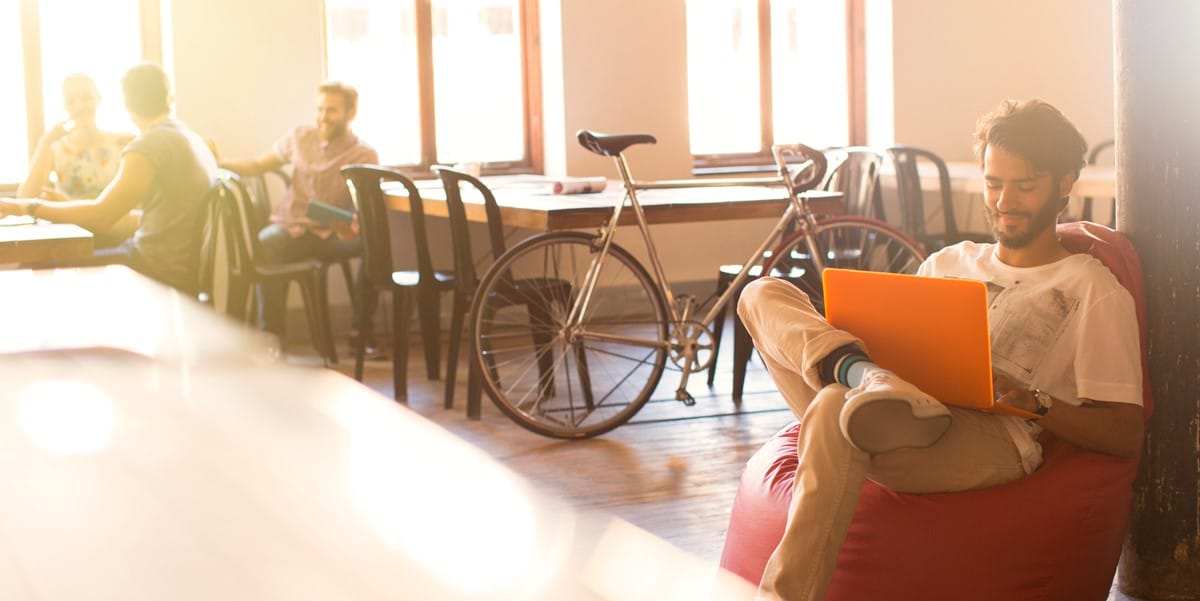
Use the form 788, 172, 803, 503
1115, 1, 1200, 599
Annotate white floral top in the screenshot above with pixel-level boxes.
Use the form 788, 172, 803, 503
49, 133, 128, 199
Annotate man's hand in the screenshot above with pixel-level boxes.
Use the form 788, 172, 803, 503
38, 187, 67, 201
992, 373, 1038, 414
0, 199, 24, 217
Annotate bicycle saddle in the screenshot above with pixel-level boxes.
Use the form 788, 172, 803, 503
577, 130, 657, 157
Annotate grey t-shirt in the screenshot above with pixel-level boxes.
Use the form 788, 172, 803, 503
125, 119, 218, 290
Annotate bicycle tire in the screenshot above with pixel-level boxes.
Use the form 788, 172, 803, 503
764, 217, 928, 314
470, 231, 670, 439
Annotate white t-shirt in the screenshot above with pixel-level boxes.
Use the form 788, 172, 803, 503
918, 242, 1143, 473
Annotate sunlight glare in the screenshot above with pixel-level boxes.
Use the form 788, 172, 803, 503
19, 380, 116, 455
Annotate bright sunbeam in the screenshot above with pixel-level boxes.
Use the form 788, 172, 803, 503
328, 390, 563, 598
18, 380, 116, 455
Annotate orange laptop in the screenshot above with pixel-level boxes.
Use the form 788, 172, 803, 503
821, 268, 1038, 419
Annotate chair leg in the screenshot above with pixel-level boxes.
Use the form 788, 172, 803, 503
353, 286, 377, 382
339, 259, 357, 311
316, 268, 338, 364
416, 287, 442, 381
467, 342, 483, 420
295, 279, 330, 366
393, 290, 415, 402
708, 276, 732, 387
226, 277, 251, 323
443, 289, 468, 410
731, 308, 754, 402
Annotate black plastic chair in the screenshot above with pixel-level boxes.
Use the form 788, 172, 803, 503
195, 180, 225, 307
342, 165, 455, 401
823, 146, 885, 219
1081, 139, 1115, 226
886, 145, 992, 251
242, 167, 356, 360
432, 166, 572, 419
217, 171, 337, 362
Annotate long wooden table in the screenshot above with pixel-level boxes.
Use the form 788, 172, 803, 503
0, 216, 94, 264
386, 175, 843, 230
0, 265, 755, 600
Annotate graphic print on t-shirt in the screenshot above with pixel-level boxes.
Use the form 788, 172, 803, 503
987, 280, 1080, 385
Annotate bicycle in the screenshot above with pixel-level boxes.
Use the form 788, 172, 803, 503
468, 131, 927, 439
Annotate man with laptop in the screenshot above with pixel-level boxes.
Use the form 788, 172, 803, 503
738, 99, 1144, 601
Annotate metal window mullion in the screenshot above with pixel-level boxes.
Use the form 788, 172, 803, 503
519, 0, 543, 172
139, 0, 163, 64
758, 0, 773, 154
415, 0, 437, 168
20, 0, 44, 157
846, 0, 867, 146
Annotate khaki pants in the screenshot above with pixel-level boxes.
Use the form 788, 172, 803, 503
737, 278, 1026, 601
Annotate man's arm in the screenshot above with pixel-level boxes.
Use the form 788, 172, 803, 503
995, 378, 1144, 459
0, 151, 154, 234
221, 151, 285, 177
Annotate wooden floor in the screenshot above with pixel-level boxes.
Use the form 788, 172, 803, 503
303, 331, 795, 565
288, 326, 1143, 601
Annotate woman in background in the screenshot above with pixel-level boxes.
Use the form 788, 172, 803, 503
18, 73, 136, 241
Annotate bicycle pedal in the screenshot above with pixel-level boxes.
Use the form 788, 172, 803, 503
675, 389, 696, 406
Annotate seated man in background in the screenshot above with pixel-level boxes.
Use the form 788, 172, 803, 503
0, 63, 218, 293
738, 99, 1144, 601
220, 81, 378, 348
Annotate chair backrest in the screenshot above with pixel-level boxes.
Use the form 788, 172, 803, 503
341, 164, 436, 287
886, 145, 960, 247
241, 167, 291, 234
430, 166, 506, 288
195, 179, 229, 305
1079, 139, 1116, 226
214, 170, 268, 278
1057, 221, 1154, 421
1088, 139, 1114, 167
822, 146, 884, 219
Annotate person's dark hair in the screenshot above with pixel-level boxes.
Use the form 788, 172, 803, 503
972, 99, 1087, 180
121, 63, 171, 119
318, 81, 358, 112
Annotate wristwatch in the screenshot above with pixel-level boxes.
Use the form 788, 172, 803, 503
1031, 388, 1053, 416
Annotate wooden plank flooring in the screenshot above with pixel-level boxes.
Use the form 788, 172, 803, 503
310, 336, 796, 565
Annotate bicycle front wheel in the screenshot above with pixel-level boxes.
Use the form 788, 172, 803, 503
764, 217, 928, 313
470, 232, 670, 439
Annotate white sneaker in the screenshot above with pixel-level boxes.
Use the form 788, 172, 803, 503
840, 368, 952, 453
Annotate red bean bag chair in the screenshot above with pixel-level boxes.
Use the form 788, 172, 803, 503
719, 222, 1153, 601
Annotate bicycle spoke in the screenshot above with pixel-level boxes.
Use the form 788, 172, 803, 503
472, 233, 668, 439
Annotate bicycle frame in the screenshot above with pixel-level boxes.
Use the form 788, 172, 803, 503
562, 144, 828, 402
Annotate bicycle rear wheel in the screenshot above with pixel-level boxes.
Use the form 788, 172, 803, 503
764, 217, 927, 313
470, 231, 670, 439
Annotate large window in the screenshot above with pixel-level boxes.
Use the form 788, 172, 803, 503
325, 0, 542, 172
685, 0, 890, 166
2, 0, 162, 185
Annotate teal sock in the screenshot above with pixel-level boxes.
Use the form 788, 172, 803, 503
834, 353, 883, 388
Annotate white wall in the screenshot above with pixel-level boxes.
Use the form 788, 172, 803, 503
164, 0, 1117, 316
890, 0, 1115, 161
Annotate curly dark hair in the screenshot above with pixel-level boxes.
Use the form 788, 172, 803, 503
972, 99, 1087, 179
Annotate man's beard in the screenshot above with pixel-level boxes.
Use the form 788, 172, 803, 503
988, 196, 1064, 249
319, 121, 346, 141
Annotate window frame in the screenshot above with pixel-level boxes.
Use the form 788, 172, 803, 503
326, 0, 543, 176
690, 0, 867, 171
7, 0, 163, 191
